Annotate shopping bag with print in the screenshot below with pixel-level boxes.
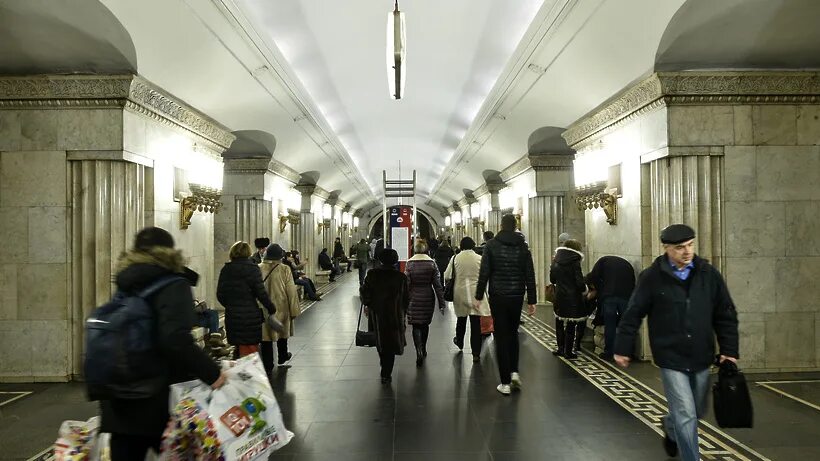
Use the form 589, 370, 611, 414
161, 379, 224, 461
209, 353, 293, 461
54, 416, 101, 460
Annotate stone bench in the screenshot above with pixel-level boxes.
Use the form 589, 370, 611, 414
314, 270, 332, 284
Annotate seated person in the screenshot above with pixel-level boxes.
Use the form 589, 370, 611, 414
283, 252, 321, 301
318, 248, 338, 281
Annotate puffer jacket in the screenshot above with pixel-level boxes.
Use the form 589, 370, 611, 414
216, 258, 276, 345
475, 230, 537, 304
100, 247, 220, 438
549, 247, 588, 319
405, 254, 445, 325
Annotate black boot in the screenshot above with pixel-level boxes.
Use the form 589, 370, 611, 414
553, 318, 565, 356
412, 327, 424, 367
564, 323, 578, 359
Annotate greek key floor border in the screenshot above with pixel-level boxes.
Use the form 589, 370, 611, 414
521, 315, 769, 461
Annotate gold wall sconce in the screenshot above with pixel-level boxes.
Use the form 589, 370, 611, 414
472, 217, 485, 229
180, 184, 222, 230
278, 215, 289, 233
575, 182, 621, 225
317, 218, 331, 235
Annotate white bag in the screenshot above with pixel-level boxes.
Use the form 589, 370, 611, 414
162, 354, 293, 461
54, 416, 100, 460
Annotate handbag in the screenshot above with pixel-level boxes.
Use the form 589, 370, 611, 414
480, 315, 494, 334
355, 303, 377, 347
712, 360, 754, 428
443, 256, 456, 302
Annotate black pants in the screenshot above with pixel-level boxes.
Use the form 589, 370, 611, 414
455, 315, 482, 356
412, 325, 429, 353
555, 318, 586, 354
489, 296, 523, 384
261, 340, 275, 374
277, 338, 289, 362
110, 433, 161, 461
379, 350, 395, 378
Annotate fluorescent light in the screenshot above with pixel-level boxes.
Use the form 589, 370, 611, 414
386, 1, 406, 99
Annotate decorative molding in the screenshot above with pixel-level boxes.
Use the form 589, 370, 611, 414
564, 71, 820, 149
223, 158, 272, 173
499, 155, 533, 183
528, 153, 574, 170
0, 75, 235, 151
640, 146, 725, 164
66, 150, 154, 167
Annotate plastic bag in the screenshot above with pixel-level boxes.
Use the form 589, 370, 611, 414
54, 416, 100, 460
162, 354, 293, 461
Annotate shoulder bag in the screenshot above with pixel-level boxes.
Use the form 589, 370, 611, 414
355, 303, 377, 347
443, 256, 456, 302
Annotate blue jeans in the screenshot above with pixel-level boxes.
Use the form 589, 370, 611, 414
196, 309, 220, 334
660, 367, 710, 461
601, 297, 628, 356
295, 278, 317, 300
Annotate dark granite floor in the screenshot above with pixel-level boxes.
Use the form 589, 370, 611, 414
2, 273, 819, 460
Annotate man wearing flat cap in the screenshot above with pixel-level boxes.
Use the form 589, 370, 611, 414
613, 224, 738, 461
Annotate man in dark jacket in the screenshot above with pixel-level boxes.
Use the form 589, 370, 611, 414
587, 255, 635, 361
318, 248, 337, 281
474, 214, 537, 395
100, 227, 226, 460
475, 230, 494, 256
614, 224, 739, 461
252, 237, 269, 264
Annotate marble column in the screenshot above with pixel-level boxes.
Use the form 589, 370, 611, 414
235, 198, 273, 245
68, 159, 146, 377
295, 185, 318, 279
487, 184, 503, 235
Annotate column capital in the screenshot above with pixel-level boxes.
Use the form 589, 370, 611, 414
528, 153, 574, 171
294, 184, 317, 196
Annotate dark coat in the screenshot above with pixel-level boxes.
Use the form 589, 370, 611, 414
614, 255, 740, 372
549, 247, 588, 319
405, 255, 445, 325
360, 267, 409, 354
427, 238, 440, 257
100, 249, 221, 437
333, 241, 345, 259
216, 258, 276, 345
434, 245, 455, 275
318, 250, 334, 270
475, 230, 537, 304
587, 255, 635, 301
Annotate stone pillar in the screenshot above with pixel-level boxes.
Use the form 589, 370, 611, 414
68, 158, 147, 377
487, 184, 503, 235
295, 185, 318, 279
527, 154, 576, 303
235, 198, 273, 246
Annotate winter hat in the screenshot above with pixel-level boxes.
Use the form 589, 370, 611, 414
378, 248, 399, 266
254, 237, 270, 249
265, 244, 285, 260
564, 239, 583, 252
660, 224, 695, 244
134, 227, 174, 251
558, 232, 571, 245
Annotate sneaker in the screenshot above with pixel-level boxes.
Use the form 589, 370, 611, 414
662, 426, 678, 457
510, 372, 522, 390
496, 384, 511, 395
278, 352, 293, 366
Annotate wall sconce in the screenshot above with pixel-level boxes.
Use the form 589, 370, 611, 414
514, 213, 522, 231
279, 215, 289, 233
180, 183, 222, 230
472, 217, 484, 229
317, 218, 331, 235
575, 164, 622, 225
287, 209, 301, 226
352, 216, 360, 233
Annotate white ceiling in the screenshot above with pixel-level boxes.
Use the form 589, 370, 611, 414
235, 0, 545, 200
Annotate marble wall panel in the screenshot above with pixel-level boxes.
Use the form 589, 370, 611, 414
19, 111, 58, 151
752, 105, 797, 146
0, 207, 28, 263
733, 105, 753, 145
724, 201, 785, 257
17, 264, 67, 320
775, 257, 820, 313
639, 108, 668, 153
797, 105, 820, 146
0, 320, 32, 376
737, 318, 765, 369
29, 320, 69, 378
668, 106, 734, 146
0, 111, 21, 151
0, 265, 18, 320
785, 201, 820, 256
28, 207, 67, 264
725, 257, 775, 314
764, 313, 816, 368
755, 146, 820, 201
57, 109, 122, 151
123, 110, 147, 155
723, 147, 756, 202
0, 151, 67, 207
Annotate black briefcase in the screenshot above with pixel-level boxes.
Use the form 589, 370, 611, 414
712, 360, 753, 428
355, 303, 377, 347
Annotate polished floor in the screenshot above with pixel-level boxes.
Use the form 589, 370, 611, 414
2, 272, 819, 460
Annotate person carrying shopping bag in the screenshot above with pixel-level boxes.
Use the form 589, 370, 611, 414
260, 244, 302, 373
444, 237, 490, 362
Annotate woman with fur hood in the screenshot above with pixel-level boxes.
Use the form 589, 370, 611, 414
549, 239, 588, 359
405, 239, 446, 367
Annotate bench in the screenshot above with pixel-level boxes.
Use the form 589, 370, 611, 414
314, 270, 332, 284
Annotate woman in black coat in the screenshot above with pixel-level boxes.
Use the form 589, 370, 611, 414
433, 240, 455, 285
217, 241, 277, 357
100, 227, 225, 460
318, 248, 337, 281
549, 239, 588, 359
405, 239, 445, 367
360, 249, 409, 384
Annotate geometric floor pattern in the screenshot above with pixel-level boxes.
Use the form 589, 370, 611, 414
521, 315, 770, 461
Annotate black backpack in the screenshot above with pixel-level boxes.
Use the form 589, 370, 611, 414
84, 275, 184, 401
712, 360, 754, 428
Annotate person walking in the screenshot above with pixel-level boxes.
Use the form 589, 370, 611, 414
586, 255, 635, 360
360, 249, 409, 384
352, 238, 371, 285
474, 214, 537, 396
405, 239, 446, 367
433, 239, 455, 286
251, 237, 269, 264
101, 227, 227, 460
475, 231, 494, 256
260, 244, 302, 371
444, 237, 490, 362
332, 237, 346, 273
549, 239, 588, 359
217, 241, 277, 359
614, 224, 739, 461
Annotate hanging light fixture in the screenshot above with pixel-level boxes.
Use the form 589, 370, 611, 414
387, 0, 406, 99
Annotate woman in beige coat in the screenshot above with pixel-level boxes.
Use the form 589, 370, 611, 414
259, 244, 301, 372
444, 237, 490, 361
